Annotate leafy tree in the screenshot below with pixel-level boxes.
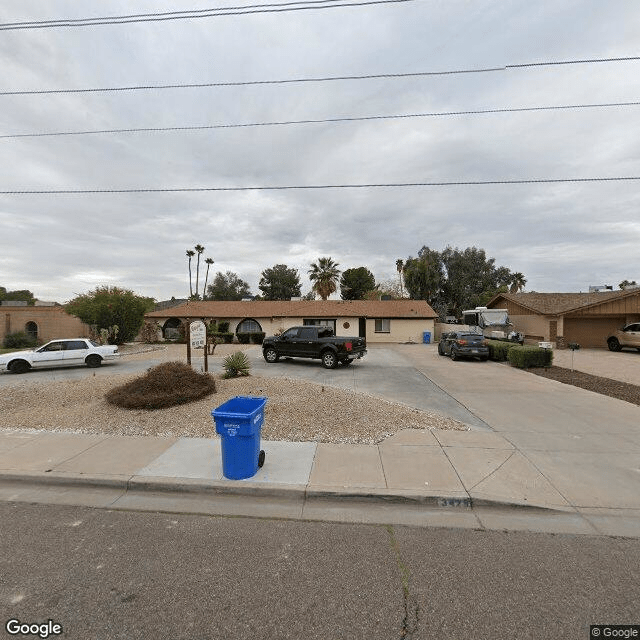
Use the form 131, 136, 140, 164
619, 279, 638, 289
308, 257, 341, 300
402, 247, 444, 304
340, 267, 376, 300
0, 287, 36, 305
207, 271, 252, 300
66, 286, 155, 343
258, 264, 302, 300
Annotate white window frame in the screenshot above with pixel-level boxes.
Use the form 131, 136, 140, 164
375, 318, 391, 333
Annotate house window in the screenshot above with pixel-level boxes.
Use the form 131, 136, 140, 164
25, 321, 38, 340
237, 318, 262, 333
375, 319, 391, 333
303, 318, 336, 332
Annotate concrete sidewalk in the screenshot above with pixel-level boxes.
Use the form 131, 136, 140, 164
1, 425, 639, 538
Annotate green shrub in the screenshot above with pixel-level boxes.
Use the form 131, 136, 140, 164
222, 351, 251, 378
487, 340, 515, 362
250, 332, 266, 344
3, 331, 37, 349
212, 332, 234, 343
507, 345, 553, 369
207, 321, 218, 335
105, 361, 217, 410
217, 321, 230, 333
236, 332, 252, 344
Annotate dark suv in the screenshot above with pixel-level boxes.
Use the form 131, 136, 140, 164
438, 331, 489, 361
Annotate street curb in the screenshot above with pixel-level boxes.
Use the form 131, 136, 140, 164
0, 471, 569, 513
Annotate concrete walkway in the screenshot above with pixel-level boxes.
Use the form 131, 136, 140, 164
1, 344, 639, 537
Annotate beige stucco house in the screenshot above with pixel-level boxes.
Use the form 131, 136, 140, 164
1, 302, 91, 344
487, 289, 640, 348
145, 299, 438, 344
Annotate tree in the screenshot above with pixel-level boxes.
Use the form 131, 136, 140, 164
207, 271, 252, 300
194, 244, 205, 297
619, 279, 638, 289
203, 258, 215, 299
308, 257, 341, 300
396, 259, 404, 297
66, 286, 155, 343
0, 287, 36, 305
509, 272, 527, 293
402, 247, 444, 304
258, 264, 302, 300
340, 267, 376, 300
186, 250, 195, 298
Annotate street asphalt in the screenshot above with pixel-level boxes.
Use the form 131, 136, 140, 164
0, 343, 639, 537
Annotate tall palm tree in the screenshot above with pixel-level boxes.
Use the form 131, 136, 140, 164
194, 244, 205, 297
186, 249, 195, 297
396, 259, 404, 297
509, 272, 527, 294
308, 257, 340, 300
203, 257, 214, 300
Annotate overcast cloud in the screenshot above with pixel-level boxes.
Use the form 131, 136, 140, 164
1, 0, 639, 302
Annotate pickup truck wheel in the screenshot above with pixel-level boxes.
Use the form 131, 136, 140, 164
10, 359, 30, 374
263, 348, 279, 363
607, 338, 621, 352
321, 351, 338, 369
86, 355, 102, 368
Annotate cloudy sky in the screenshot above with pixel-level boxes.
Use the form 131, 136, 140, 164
1, 0, 639, 303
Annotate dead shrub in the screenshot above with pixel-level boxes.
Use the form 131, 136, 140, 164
106, 361, 217, 410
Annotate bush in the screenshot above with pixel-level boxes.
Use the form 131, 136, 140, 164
217, 321, 230, 333
212, 332, 234, 343
105, 361, 217, 410
3, 331, 37, 349
236, 332, 252, 344
222, 351, 251, 378
487, 340, 515, 362
250, 332, 266, 344
507, 345, 553, 369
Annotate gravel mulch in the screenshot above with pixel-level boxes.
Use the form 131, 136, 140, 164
3, 370, 468, 444
527, 366, 640, 407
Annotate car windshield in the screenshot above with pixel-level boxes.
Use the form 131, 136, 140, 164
89, 340, 100, 347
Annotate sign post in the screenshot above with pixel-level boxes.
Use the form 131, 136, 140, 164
189, 320, 207, 371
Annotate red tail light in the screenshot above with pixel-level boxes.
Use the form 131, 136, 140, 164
345, 342, 352, 351
456, 339, 467, 346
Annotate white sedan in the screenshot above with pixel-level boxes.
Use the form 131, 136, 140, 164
0, 339, 119, 374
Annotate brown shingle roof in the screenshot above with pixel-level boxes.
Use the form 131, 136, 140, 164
146, 299, 437, 319
488, 290, 636, 315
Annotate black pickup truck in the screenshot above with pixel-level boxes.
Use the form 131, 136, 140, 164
262, 326, 367, 369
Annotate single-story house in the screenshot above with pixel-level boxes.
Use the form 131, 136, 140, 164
1, 302, 90, 344
145, 299, 438, 344
486, 289, 640, 348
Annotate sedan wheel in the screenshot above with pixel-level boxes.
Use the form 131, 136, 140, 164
86, 355, 102, 368
450, 349, 459, 361
263, 348, 279, 363
10, 360, 30, 374
438, 343, 446, 356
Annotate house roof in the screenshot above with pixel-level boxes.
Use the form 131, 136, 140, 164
487, 289, 638, 315
146, 299, 437, 320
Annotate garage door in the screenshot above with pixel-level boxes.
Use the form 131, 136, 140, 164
564, 317, 626, 348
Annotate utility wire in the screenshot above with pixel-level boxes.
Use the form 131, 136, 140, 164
2, 101, 639, 139
2, 177, 639, 195
0, 0, 413, 30
2, 56, 638, 96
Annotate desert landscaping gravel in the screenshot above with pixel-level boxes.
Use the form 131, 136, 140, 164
2, 345, 468, 444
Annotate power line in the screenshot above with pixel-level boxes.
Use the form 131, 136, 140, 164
3, 101, 640, 140
2, 56, 638, 96
2, 177, 639, 195
0, 0, 413, 30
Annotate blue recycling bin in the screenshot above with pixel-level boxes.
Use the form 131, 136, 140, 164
212, 396, 267, 480
423, 331, 431, 344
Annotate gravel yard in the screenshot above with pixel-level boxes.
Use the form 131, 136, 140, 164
2, 344, 467, 444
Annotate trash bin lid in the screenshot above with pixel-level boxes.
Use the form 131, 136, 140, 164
212, 395, 267, 419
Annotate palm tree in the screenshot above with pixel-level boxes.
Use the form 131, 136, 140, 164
396, 259, 404, 297
194, 244, 205, 297
203, 257, 214, 300
186, 249, 195, 297
509, 272, 527, 294
308, 257, 341, 300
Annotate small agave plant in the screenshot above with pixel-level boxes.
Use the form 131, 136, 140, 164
222, 351, 251, 378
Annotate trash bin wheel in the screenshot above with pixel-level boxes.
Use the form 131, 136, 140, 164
258, 450, 266, 468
